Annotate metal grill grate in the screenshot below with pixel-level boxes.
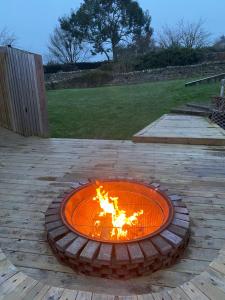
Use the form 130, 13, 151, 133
63, 182, 173, 243
71, 196, 168, 242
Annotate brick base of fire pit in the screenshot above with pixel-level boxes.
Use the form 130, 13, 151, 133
45, 179, 190, 279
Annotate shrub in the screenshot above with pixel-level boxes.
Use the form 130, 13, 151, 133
44, 62, 105, 74
78, 70, 113, 87
134, 48, 206, 70
98, 62, 114, 72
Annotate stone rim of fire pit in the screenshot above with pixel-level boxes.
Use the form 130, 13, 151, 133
45, 179, 190, 279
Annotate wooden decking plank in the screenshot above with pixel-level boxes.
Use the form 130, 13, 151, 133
0, 269, 18, 285
192, 276, 225, 300
168, 287, 191, 299
41, 286, 64, 300
152, 291, 172, 299
0, 237, 52, 255
118, 296, 137, 300
137, 294, 154, 300
133, 114, 225, 146
4, 250, 74, 273
33, 285, 52, 300
2, 276, 38, 300
58, 289, 78, 300
180, 282, 210, 300
1, 127, 225, 294
92, 293, 115, 300
168, 259, 209, 274
76, 291, 92, 300
200, 269, 225, 294
0, 272, 28, 299
22, 282, 50, 300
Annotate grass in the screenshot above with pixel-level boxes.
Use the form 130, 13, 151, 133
47, 79, 220, 139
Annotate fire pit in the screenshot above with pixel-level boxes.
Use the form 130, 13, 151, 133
45, 179, 190, 279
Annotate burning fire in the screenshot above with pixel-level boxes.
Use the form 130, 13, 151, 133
93, 185, 143, 240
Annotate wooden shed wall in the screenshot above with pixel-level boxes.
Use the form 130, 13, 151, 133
0, 47, 48, 137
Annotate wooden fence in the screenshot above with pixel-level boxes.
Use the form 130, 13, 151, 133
0, 46, 48, 137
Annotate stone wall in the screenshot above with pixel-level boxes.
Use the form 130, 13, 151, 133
112, 61, 225, 85
45, 70, 87, 83
45, 61, 225, 89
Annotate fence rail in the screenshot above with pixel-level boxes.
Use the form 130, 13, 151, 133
0, 46, 48, 137
185, 73, 225, 87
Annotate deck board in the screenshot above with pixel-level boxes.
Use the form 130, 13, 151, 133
0, 126, 225, 295
133, 114, 225, 145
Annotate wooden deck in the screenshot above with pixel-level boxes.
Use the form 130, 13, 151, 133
1, 125, 225, 298
133, 114, 225, 145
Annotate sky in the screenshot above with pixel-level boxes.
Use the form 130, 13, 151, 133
0, 0, 225, 61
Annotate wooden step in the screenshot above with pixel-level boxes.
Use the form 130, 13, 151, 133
186, 103, 212, 112
171, 107, 210, 117
133, 114, 225, 145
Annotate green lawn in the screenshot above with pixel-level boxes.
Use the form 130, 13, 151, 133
47, 79, 219, 139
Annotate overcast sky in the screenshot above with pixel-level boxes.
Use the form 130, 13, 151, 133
1, 0, 225, 61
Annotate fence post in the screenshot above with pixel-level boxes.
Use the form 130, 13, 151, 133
220, 79, 225, 97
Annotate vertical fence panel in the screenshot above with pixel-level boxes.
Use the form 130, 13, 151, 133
34, 54, 49, 137
0, 50, 10, 128
0, 46, 48, 137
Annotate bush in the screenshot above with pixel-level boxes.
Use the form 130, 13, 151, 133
98, 62, 114, 72
44, 63, 78, 73
44, 62, 105, 74
134, 48, 206, 70
78, 70, 113, 87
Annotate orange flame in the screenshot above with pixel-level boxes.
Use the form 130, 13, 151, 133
93, 185, 143, 240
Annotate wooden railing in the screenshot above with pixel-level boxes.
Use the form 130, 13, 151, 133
185, 73, 225, 87
0, 46, 48, 137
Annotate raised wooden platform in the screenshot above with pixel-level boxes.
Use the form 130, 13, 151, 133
1, 127, 225, 299
133, 114, 225, 145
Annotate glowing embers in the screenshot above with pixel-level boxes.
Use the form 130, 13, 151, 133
63, 180, 172, 242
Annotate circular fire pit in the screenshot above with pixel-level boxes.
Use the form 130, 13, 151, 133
45, 180, 190, 279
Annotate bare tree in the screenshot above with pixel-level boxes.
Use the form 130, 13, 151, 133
158, 25, 181, 48
179, 19, 211, 48
48, 27, 90, 63
158, 19, 210, 49
0, 27, 16, 46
